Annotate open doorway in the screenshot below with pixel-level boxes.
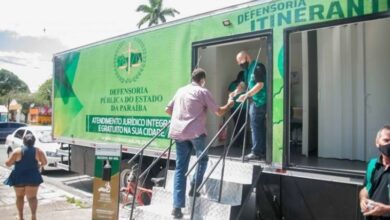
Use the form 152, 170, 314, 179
192, 34, 271, 159
287, 17, 390, 174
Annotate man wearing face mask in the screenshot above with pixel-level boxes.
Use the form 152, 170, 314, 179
235, 51, 267, 161
360, 125, 390, 220
166, 68, 234, 219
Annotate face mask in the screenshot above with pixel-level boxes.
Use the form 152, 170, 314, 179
379, 143, 390, 157
240, 61, 249, 70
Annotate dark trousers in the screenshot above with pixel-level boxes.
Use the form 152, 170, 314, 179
231, 108, 246, 148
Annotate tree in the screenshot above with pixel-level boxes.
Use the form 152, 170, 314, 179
34, 78, 52, 106
136, 0, 179, 29
0, 69, 30, 96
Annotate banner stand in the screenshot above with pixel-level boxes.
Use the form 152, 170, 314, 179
92, 143, 122, 220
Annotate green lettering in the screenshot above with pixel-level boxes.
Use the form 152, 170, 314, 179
372, 0, 379, 13
250, 10, 256, 20
286, 1, 293, 9
348, 0, 364, 17
270, 4, 277, 12
372, 0, 390, 12
278, 11, 292, 26
327, 2, 345, 19
270, 15, 275, 28
244, 12, 249, 22
251, 20, 256, 31
263, 6, 269, 14
309, 5, 325, 20
238, 15, 244, 24
298, 0, 307, 7
277, 2, 285, 10
257, 17, 268, 30
256, 8, 262, 17
295, 8, 307, 23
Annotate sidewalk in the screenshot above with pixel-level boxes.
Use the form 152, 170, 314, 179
0, 166, 92, 220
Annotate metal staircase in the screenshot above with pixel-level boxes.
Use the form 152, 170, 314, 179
128, 101, 262, 220
134, 157, 256, 220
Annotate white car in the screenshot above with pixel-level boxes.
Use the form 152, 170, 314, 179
5, 125, 66, 171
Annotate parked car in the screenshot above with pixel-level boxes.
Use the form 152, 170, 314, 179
0, 122, 27, 143
5, 125, 67, 172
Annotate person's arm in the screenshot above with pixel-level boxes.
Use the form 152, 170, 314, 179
166, 107, 173, 116
203, 89, 233, 117
229, 82, 245, 98
359, 187, 370, 212
237, 62, 266, 102
363, 200, 390, 216
216, 99, 234, 116
36, 148, 48, 167
165, 95, 175, 116
360, 186, 390, 216
237, 82, 264, 102
5, 149, 20, 167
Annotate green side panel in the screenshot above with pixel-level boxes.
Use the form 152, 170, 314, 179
54, 24, 192, 149
53, 52, 84, 136
271, 28, 285, 163
53, 0, 390, 160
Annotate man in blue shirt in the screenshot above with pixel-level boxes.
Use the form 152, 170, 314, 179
235, 51, 267, 160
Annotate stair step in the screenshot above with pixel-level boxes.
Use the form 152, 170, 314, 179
166, 157, 254, 189
189, 156, 254, 185
134, 157, 256, 219
143, 187, 232, 220
135, 205, 192, 220
164, 170, 246, 206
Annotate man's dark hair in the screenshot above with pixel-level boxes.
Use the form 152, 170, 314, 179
191, 68, 206, 83
23, 133, 36, 147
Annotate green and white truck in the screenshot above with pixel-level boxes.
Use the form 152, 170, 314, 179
53, 0, 390, 219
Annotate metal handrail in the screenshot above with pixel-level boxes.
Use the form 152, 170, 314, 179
200, 121, 247, 195
128, 122, 171, 220
184, 101, 245, 177
190, 99, 263, 220
185, 100, 248, 220
139, 140, 175, 179
127, 122, 170, 165
195, 122, 246, 192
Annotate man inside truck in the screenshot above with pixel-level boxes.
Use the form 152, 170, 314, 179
166, 68, 233, 219
360, 125, 390, 220
235, 51, 267, 161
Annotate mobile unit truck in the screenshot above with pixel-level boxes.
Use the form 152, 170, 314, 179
53, 0, 390, 219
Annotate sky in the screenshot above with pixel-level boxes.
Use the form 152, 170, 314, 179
0, 0, 250, 92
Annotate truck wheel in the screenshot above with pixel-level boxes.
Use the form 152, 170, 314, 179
6, 147, 12, 158
120, 168, 132, 189
120, 160, 147, 206
120, 160, 147, 189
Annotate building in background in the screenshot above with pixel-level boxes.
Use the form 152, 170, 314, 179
28, 106, 52, 125
0, 105, 8, 122
8, 99, 23, 122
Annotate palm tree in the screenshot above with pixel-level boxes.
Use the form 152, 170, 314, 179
136, 0, 180, 29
